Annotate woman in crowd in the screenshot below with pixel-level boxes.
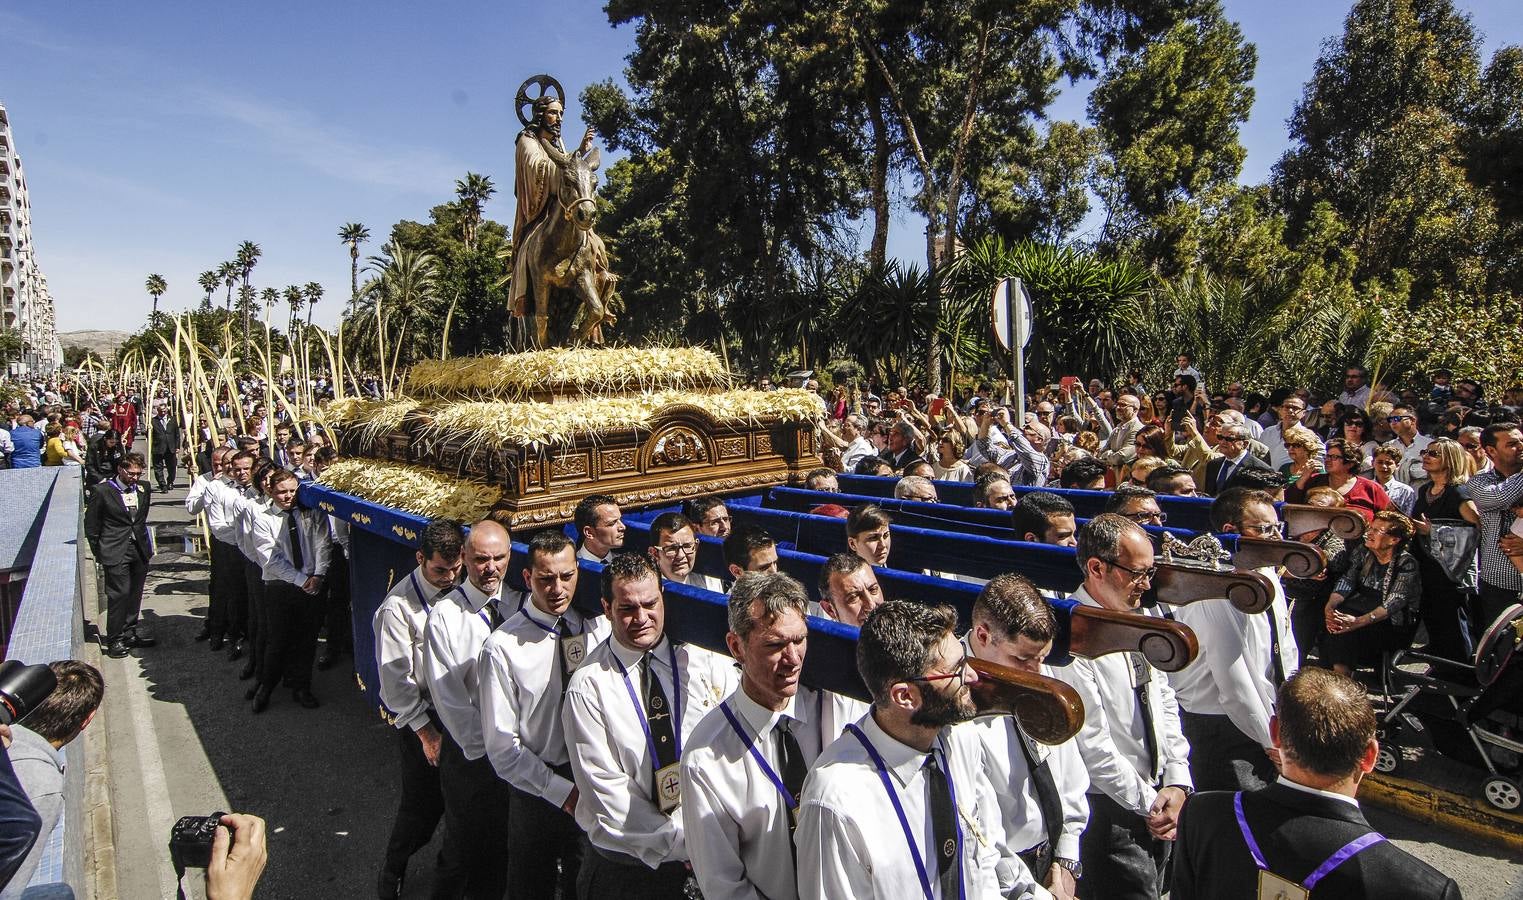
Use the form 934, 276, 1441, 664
930, 431, 973, 483
1410, 438, 1481, 661
1279, 426, 1324, 488
1338, 409, 1379, 473
1322, 510, 1422, 675
1285, 487, 1353, 665
1285, 437, 1392, 522
42, 423, 84, 466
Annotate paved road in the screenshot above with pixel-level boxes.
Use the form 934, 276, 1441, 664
88, 469, 1522, 898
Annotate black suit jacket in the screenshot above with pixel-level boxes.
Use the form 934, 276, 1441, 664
149, 416, 180, 458
1172, 782, 1461, 899
1205, 452, 1274, 495
84, 480, 152, 565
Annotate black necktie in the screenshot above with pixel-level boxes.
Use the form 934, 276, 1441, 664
287, 509, 304, 571
556, 618, 575, 689
1131, 653, 1159, 781
1217, 458, 1237, 492
1266, 609, 1287, 687
925, 751, 961, 898
486, 601, 504, 630
777, 718, 808, 813
1014, 721, 1064, 860
641, 653, 679, 771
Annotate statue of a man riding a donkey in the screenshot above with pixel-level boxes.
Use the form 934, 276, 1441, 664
510, 74, 620, 348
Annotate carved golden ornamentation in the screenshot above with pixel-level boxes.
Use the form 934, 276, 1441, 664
650, 427, 708, 467
755, 434, 774, 456
716, 437, 747, 459
601, 449, 637, 473
552, 453, 589, 479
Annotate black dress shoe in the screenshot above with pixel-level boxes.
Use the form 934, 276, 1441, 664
238, 661, 255, 681
228, 640, 245, 661
292, 688, 320, 709
194, 627, 211, 642
209, 637, 225, 652
244, 684, 259, 700
103, 640, 130, 659
376, 871, 403, 900
125, 628, 157, 648
252, 687, 272, 713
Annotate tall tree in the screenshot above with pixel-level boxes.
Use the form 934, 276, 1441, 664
1271, 0, 1495, 296
284, 285, 305, 337
303, 281, 323, 329
338, 223, 371, 313
198, 270, 219, 310
360, 244, 442, 371
453, 174, 496, 251
218, 261, 238, 311
236, 241, 262, 345
145, 273, 167, 320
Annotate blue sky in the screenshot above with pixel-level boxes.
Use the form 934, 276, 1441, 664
1, 0, 1518, 334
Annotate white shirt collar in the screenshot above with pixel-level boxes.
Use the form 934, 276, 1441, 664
858, 707, 934, 789
728, 682, 800, 741
453, 579, 501, 614
521, 595, 577, 632
608, 634, 672, 670
1276, 775, 1360, 808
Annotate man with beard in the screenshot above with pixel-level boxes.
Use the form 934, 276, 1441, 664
561, 553, 735, 898
685, 496, 733, 540
797, 600, 1043, 899
681, 573, 825, 900
1048, 515, 1192, 900
422, 520, 516, 898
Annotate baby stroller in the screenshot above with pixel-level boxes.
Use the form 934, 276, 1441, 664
1375, 603, 1523, 811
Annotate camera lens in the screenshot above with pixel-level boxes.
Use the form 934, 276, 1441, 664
0, 661, 59, 726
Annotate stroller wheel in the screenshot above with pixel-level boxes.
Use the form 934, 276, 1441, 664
1482, 776, 1522, 812
1374, 746, 1399, 774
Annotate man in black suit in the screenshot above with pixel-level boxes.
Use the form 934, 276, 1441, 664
1204, 423, 1273, 496
1172, 667, 1461, 899
149, 404, 180, 492
84, 452, 158, 658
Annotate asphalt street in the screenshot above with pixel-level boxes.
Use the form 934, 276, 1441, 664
85, 465, 1522, 899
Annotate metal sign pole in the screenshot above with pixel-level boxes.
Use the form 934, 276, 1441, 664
1010, 278, 1026, 417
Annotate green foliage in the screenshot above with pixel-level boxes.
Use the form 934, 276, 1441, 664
62, 345, 103, 369
0, 328, 25, 367
1371, 293, 1523, 388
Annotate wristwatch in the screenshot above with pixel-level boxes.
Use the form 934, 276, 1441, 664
1054, 857, 1083, 879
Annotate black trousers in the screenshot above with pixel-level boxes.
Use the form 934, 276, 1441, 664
242, 556, 268, 680
1476, 581, 1520, 639
152, 451, 176, 488
1180, 711, 1275, 792
322, 546, 352, 654
1077, 792, 1169, 900
1289, 594, 1327, 666
101, 556, 149, 642
575, 838, 687, 900
432, 733, 511, 900
259, 581, 323, 691
207, 538, 245, 642
380, 721, 445, 883
507, 772, 582, 900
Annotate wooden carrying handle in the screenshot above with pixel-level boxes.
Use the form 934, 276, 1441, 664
1281, 504, 1365, 541
1068, 606, 1199, 673
1233, 537, 1326, 578
969, 658, 1085, 745
1154, 564, 1273, 613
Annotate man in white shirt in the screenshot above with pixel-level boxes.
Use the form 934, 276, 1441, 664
1372, 444, 1417, 515
1259, 391, 1307, 472
812, 554, 882, 738
225, 453, 267, 683
1100, 394, 1144, 471
423, 519, 516, 899
1047, 515, 1193, 900
838, 414, 876, 472
967, 575, 1089, 900
1166, 489, 1297, 793
562, 552, 735, 898
250, 469, 331, 712
574, 493, 626, 563
373, 519, 464, 900
1387, 404, 1433, 484
682, 572, 824, 900
185, 446, 233, 648
480, 528, 610, 900
647, 512, 724, 593
723, 526, 780, 583
686, 496, 733, 540
1336, 366, 1372, 409
797, 600, 1045, 900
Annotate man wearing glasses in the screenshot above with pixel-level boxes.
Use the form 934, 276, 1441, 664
1166, 489, 1298, 794
1048, 515, 1192, 900
796, 600, 1043, 900
1204, 424, 1272, 497
1386, 404, 1432, 485
647, 512, 723, 593
85, 452, 156, 658
1105, 484, 1168, 528
1258, 390, 1306, 472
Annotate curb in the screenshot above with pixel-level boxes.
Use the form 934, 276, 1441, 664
79, 546, 118, 900
1361, 771, 1523, 855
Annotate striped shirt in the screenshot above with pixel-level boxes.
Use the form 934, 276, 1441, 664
1460, 468, 1523, 592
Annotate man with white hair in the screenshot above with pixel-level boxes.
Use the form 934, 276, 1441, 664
837, 415, 876, 472
893, 475, 939, 504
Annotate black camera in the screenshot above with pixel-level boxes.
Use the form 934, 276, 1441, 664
0, 660, 57, 726
168, 812, 227, 871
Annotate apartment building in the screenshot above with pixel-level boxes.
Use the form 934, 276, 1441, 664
1, 102, 61, 376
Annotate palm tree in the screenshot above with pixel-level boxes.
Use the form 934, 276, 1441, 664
362, 243, 442, 374
454, 173, 496, 251
198, 271, 219, 310
338, 223, 370, 312
235, 241, 262, 345
145, 273, 168, 321
285, 285, 305, 337
260, 287, 279, 322
218, 261, 238, 310
302, 282, 324, 330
